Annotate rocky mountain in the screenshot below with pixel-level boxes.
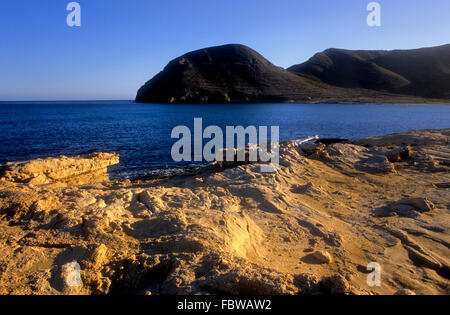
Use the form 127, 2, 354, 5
135, 44, 345, 104
136, 44, 450, 103
288, 44, 450, 99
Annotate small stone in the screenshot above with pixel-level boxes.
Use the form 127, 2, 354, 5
300, 142, 326, 156
28, 174, 50, 185
398, 197, 435, 212
394, 289, 416, 295
312, 250, 333, 264
373, 206, 397, 218
135, 209, 151, 219
390, 204, 420, 218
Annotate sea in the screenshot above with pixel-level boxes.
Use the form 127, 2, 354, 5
0, 101, 449, 179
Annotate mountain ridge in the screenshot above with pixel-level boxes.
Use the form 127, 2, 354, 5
136, 44, 450, 104
288, 44, 450, 99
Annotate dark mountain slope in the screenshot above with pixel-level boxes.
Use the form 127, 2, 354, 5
136, 44, 340, 103
287, 44, 450, 99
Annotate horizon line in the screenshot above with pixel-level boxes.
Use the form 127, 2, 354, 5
0, 99, 135, 103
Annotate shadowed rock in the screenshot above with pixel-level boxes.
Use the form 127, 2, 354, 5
137, 44, 450, 104
288, 44, 450, 99
136, 44, 333, 104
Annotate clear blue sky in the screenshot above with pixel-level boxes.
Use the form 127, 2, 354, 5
1, 0, 449, 101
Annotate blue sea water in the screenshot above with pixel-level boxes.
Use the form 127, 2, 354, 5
0, 101, 449, 179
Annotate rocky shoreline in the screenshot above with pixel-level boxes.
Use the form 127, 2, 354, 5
0, 129, 449, 295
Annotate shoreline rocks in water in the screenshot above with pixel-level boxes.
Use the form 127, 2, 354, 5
0, 129, 449, 295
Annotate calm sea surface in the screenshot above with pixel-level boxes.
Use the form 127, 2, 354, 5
0, 101, 449, 179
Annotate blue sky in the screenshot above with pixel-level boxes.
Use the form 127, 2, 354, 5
1, 0, 449, 101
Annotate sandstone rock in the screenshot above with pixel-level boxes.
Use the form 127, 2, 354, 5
362, 155, 396, 174
394, 289, 416, 295
398, 197, 435, 212
322, 143, 395, 173
82, 244, 108, 270
390, 204, 420, 218
1, 128, 449, 296
312, 250, 333, 264
138, 191, 164, 214
326, 232, 344, 247
293, 273, 321, 295
0, 190, 39, 217
386, 145, 413, 162
203, 267, 298, 295
321, 274, 351, 295
405, 246, 443, 271
299, 142, 326, 156
325, 143, 367, 160
296, 182, 325, 197
135, 208, 152, 219
0, 153, 119, 185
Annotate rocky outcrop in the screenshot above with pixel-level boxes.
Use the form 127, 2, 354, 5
0, 153, 119, 185
288, 44, 450, 99
136, 44, 450, 104
318, 143, 395, 174
397, 197, 435, 213
136, 44, 336, 104
0, 129, 449, 295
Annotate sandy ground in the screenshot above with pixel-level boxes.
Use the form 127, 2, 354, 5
0, 129, 448, 295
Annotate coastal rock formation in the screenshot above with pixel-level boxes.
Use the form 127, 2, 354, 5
0, 129, 449, 295
319, 143, 395, 174
136, 44, 450, 104
0, 153, 119, 186
288, 44, 450, 99
136, 44, 335, 104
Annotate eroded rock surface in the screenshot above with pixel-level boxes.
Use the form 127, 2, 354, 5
0, 129, 448, 295
0, 153, 119, 186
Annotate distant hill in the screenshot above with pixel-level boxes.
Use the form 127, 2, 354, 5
288, 44, 450, 99
136, 44, 450, 104
136, 44, 339, 103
